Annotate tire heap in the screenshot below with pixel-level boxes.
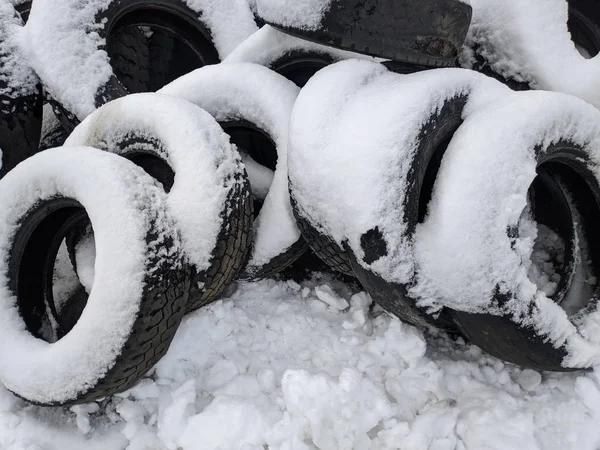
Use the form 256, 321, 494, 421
0, 0, 599, 406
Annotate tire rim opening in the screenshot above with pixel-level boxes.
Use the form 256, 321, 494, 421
270, 53, 333, 87
568, 6, 600, 59
128, 152, 176, 193
525, 158, 600, 315
221, 121, 278, 219
10, 198, 92, 342
107, 6, 220, 93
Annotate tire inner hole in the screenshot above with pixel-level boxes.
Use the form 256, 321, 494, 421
270, 53, 333, 87
11, 198, 91, 342
108, 8, 220, 93
568, 6, 600, 59
524, 160, 600, 315
221, 122, 278, 219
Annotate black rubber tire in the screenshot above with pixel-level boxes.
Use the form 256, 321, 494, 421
269, 50, 333, 87
452, 144, 600, 371
291, 198, 355, 278
147, 28, 176, 92
0, 147, 191, 405
568, 0, 600, 58
63, 94, 253, 313
348, 95, 467, 332
38, 118, 70, 151
107, 26, 151, 94
259, 0, 472, 66
0, 4, 43, 177
13, 0, 30, 23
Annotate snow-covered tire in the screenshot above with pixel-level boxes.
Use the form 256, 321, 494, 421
24, 0, 257, 125
0, 1, 43, 177
160, 63, 304, 279
461, 0, 600, 109
65, 93, 251, 313
414, 91, 600, 371
256, 0, 471, 66
224, 25, 371, 87
289, 60, 509, 330
0, 147, 191, 406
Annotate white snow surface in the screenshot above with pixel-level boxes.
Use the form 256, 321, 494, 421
413, 90, 600, 368
224, 25, 375, 69
65, 93, 244, 276
256, 0, 332, 31
22, 0, 257, 120
159, 63, 301, 274
463, 0, 600, 109
4, 277, 600, 449
289, 59, 509, 285
0, 147, 180, 404
0, 0, 38, 103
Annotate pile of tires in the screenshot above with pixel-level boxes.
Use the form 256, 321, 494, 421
0, 0, 599, 407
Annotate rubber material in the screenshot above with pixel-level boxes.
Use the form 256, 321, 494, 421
269, 50, 333, 87
568, 0, 600, 58
264, 0, 472, 67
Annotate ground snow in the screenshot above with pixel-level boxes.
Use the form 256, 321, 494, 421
3, 278, 600, 449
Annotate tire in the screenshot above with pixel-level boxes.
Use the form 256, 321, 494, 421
0, 147, 191, 406
461, 0, 600, 109
13, 0, 29, 23
224, 25, 371, 87
25, 0, 257, 124
568, 0, 600, 58
0, 2, 43, 177
415, 90, 600, 371
159, 63, 304, 279
256, 0, 471, 67
289, 59, 509, 330
39, 104, 69, 151
65, 93, 252, 313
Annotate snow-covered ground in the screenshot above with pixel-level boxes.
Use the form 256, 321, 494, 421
3, 276, 600, 450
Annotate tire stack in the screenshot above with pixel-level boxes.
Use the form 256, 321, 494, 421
0, 0, 600, 408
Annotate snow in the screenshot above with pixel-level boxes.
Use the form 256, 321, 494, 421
289, 59, 509, 286
527, 223, 565, 298
65, 93, 244, 277
413, 90, 600, 368
0, 0, 38, 105
462, 0, 600, 109
0, 146, 181, 404
158, 63, 301, 274
256, 0, 332, 31
3, 277, 600, 448
22, 0, 257, 120
224, 25, 375, 69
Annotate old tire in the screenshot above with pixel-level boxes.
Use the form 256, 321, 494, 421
0, 147, 190, 405
160, 63, 305, 279
65, 93, 251, 313
415, 90, 600, 370
256, 0, 471, 66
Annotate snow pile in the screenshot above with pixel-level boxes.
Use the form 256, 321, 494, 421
225, 25, 375, 69
0, 147, 180, 404
65, 93, 244, 276
462, 0, 600, 108
289, 59, 508, 285
3, 278, 600, 448
527, 223, 565, 298
256, 0, 332, 31
159, 63, 301, 273
0, 0, 38, 106
23, 0, 257, 120
413, 90, 600, 368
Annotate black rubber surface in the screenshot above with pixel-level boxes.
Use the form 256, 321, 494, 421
8, 194, 191, 405
263, 0, 472, 67
568, 0, 600, 58
452, 144, 600, 371
269, 51, 334, 87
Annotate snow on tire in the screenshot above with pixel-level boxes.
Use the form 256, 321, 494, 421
289, 59, 509, 329
159, 63, 304, 279
224, 25, 371, 87
23, 0, 258, 127
461, 0, 600, 109
0, 0, 42, 177
65, 93, 251, 313
413, 90, 600, 371
0, 147, 191, 405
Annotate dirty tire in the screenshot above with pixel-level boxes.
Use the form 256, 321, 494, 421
568, 0, 600, 58
258, 0, 472, 66
0, 147, 190, 406
107, 26, 151, 94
